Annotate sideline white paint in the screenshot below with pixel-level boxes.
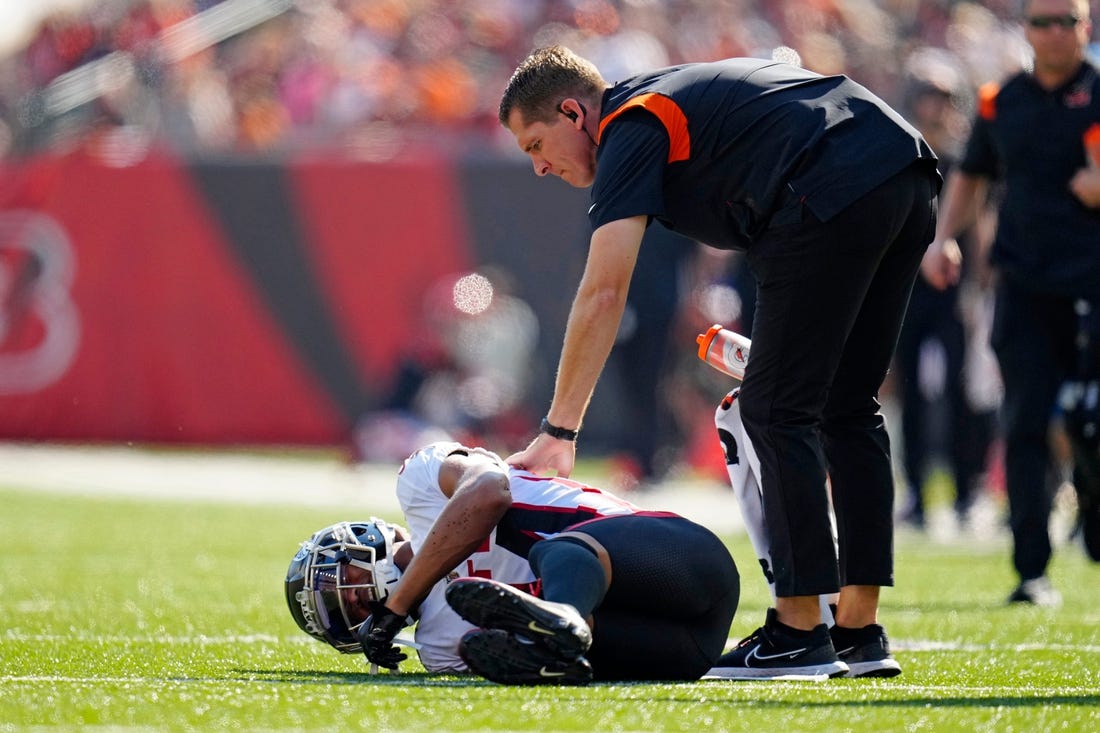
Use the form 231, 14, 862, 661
0, 442, 744, 533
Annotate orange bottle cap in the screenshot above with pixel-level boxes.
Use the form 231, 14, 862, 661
696, 324, 722, 360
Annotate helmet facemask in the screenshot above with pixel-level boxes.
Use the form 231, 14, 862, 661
285, 519, 403, 653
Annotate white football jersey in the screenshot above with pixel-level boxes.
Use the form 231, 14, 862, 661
394, 441, 641, 672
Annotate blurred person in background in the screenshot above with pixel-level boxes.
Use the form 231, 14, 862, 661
354, 267, 540, 462
892, 48, 1001, 533
922, 0, 1100, 606
598, 225, 695, 489
500, 45, 938, 680
660, 246, 757, 483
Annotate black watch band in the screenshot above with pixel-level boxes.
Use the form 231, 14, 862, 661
540, 417, 579, 442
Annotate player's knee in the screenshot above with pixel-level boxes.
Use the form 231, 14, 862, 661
530, 534, 599, 570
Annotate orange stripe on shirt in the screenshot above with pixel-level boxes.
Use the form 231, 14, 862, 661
977, 82, 1000, 121
597, 93, 691, 163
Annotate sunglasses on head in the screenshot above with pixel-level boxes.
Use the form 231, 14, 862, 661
1027, 14, 1080, 29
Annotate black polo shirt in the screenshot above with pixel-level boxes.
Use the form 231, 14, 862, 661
588, 58, 938, 250
961, 60, 1100, 299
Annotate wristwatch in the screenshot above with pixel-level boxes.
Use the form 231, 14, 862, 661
539, 417, 579, 442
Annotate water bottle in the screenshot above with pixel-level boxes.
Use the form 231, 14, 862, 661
696, 324, 751, 380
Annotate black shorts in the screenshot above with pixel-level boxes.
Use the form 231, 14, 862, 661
564, 513, 740, 680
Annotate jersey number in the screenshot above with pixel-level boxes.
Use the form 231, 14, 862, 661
464, 537, 493, 579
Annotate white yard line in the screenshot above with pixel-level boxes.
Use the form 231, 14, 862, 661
0, 442, 400, 511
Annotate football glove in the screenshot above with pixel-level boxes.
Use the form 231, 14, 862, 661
356, 602, 408, 671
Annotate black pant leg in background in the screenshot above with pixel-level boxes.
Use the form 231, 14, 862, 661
990, 278, 1078, 581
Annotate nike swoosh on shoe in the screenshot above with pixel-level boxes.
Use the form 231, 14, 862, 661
747, 646, 808, 664
526, 621, 556, 637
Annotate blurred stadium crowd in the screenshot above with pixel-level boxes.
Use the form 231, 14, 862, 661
0, 0, 1041, 161
2, 0, 1095, 516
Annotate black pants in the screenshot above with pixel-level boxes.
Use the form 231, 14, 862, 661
568, 514, 740, 681
991, 277, 1093, 581
895, 278, 996, 518
739, 161, 938, 597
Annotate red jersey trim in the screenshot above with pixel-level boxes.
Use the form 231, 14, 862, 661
564, 510, 682, 531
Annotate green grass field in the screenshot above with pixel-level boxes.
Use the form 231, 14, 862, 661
1, 473, 1098, 732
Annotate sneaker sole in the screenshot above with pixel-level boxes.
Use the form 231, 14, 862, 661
445, 578, 592, 658
844, 659, 902, 678
459, 629, 593, 686
702, 660, 849, 681
831, 625, 903, 680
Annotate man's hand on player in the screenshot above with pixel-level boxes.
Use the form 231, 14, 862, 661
506, 432, 577, 477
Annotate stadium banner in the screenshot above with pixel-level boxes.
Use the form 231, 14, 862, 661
0, 150, 506, 445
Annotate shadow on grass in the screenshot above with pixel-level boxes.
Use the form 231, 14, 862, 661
232, 671, 1100, 709
231, 670, 717, 689
690, 693, 1100, 709
232, 669, 485, 686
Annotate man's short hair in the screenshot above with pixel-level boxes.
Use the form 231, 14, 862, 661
499, 45, 608, 127
1020, 0, 1090, 19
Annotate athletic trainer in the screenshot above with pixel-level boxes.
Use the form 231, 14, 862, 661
501, 46, 939, 678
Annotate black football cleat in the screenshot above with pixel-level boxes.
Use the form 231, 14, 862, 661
445, 577, 592, 658
459, 629, 593, 686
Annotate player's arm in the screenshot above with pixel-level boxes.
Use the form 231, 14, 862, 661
507, 215, 647, 476
382, 449, 513, 616
921, 170, 987, 290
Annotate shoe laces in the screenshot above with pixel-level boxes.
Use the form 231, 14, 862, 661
736, 625, 773, 650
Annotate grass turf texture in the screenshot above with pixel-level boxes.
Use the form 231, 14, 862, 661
1, 482, 1097, 732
